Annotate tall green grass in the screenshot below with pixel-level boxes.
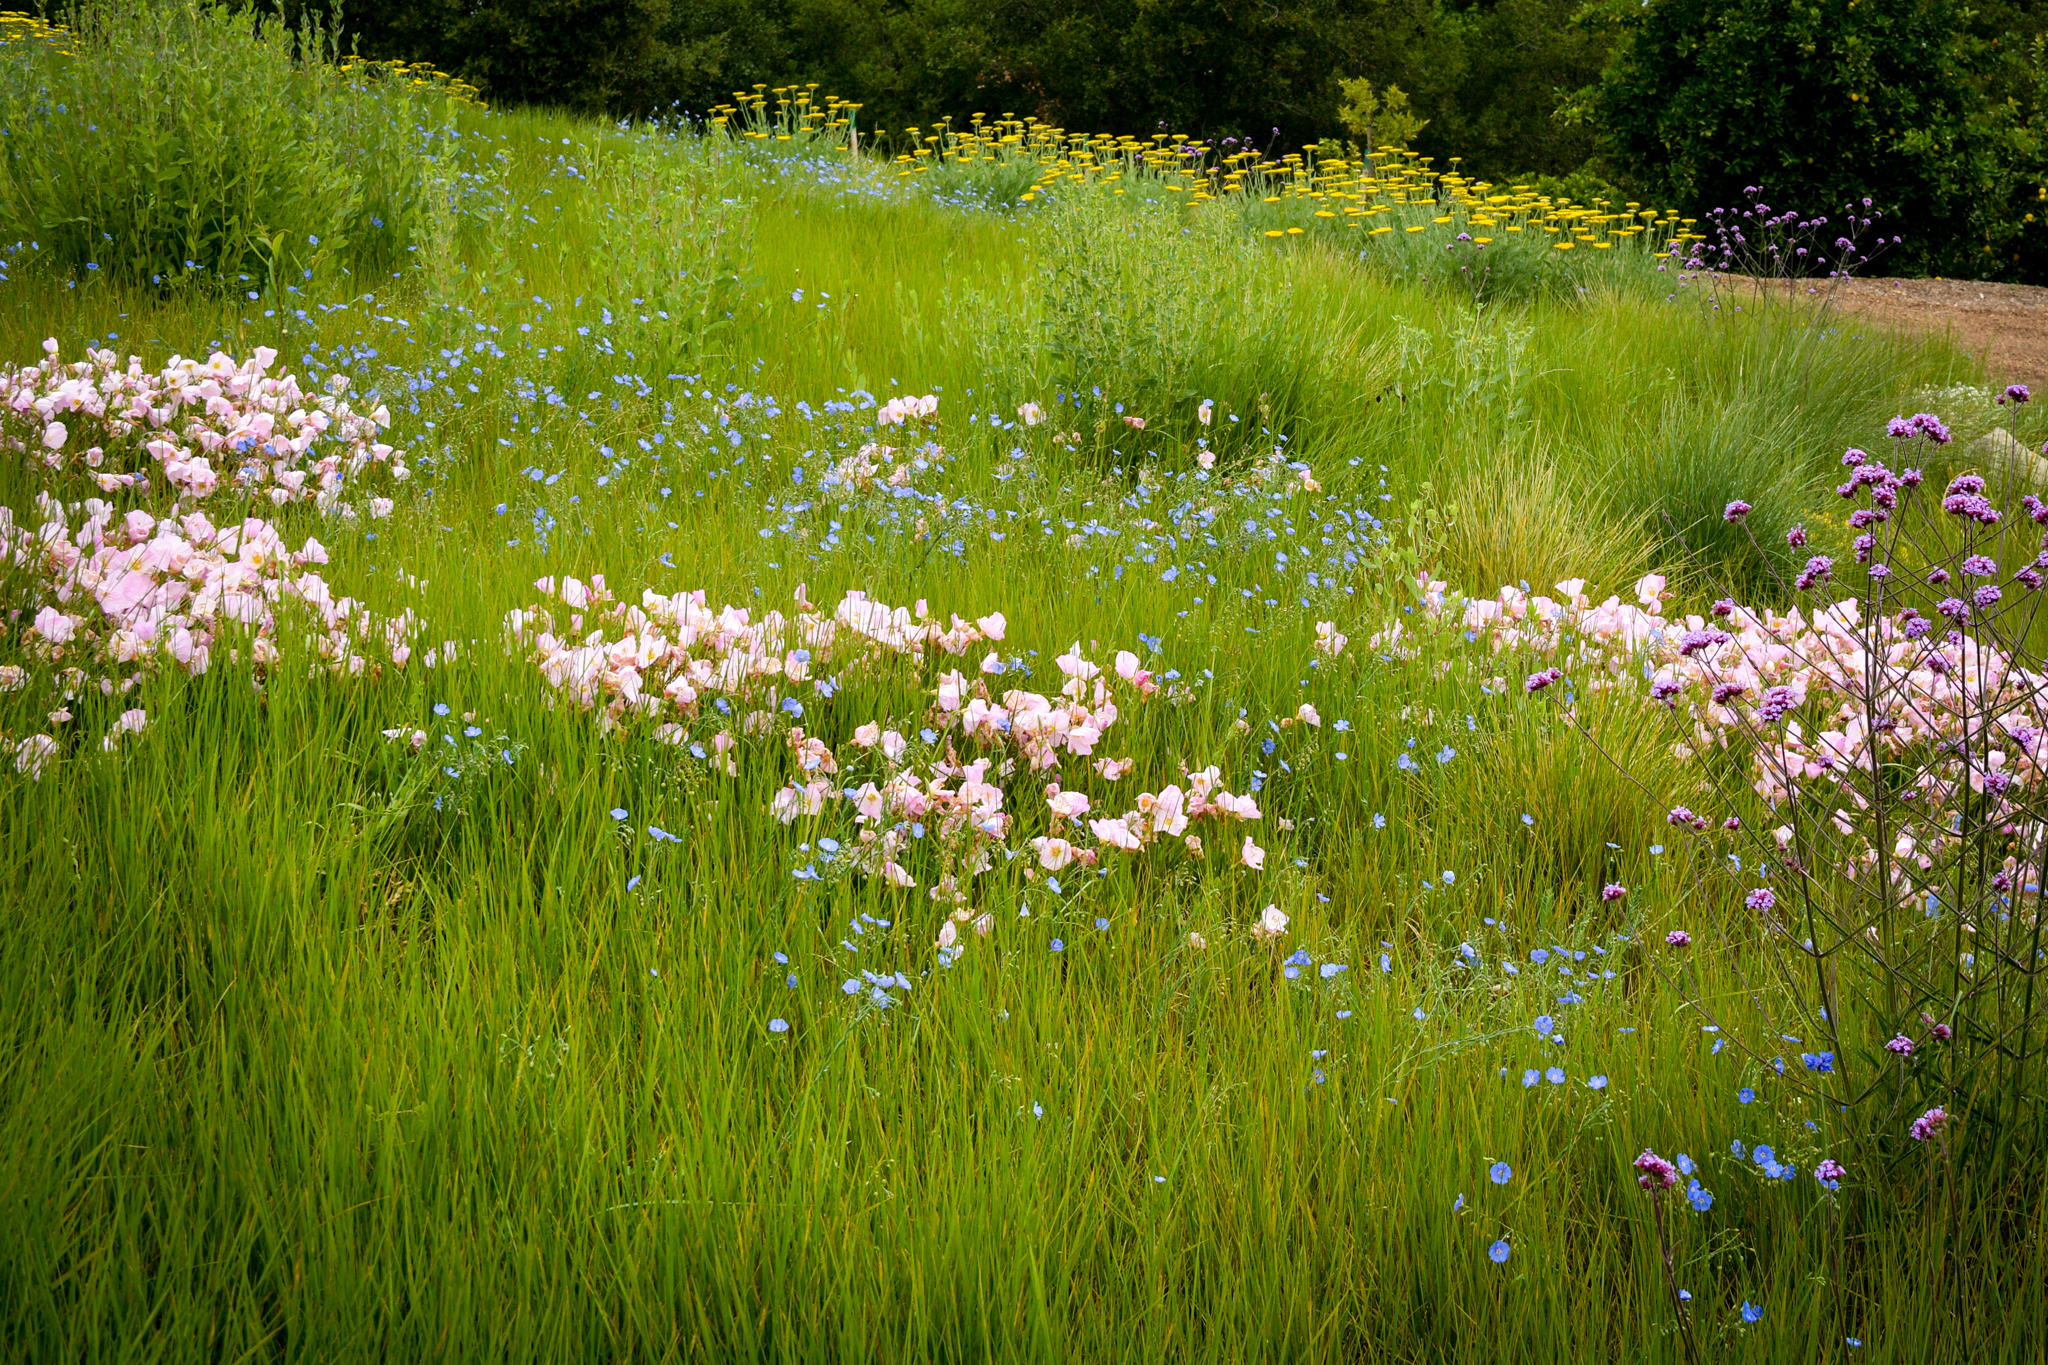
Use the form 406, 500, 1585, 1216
1, 93, 2041, 1364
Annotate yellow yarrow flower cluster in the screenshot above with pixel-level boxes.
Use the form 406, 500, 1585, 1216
708, 91, 1710, 262
338, 55, 486, 109
0, 9, 76, 58
709, 84, 862, 150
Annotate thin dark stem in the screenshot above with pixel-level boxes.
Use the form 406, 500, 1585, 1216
1650, 1191, 1703, 1365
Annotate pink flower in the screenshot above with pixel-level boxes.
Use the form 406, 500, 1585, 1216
1032, 835, 1077, 870
1884, 1034, 1914, 1056
13, 734, 58, 779
1047, 789, 1091, 819
31, 606, 76, 644
1239, 835, 1266, 870
1089, 818, 1142, 852
1602, 883, 1627, 902
1665, 929, 1692, 948
1909, 1107, 1949, 1142
42, 421, 66, 450
1251, 904, 1289, 941
1633, 1149, 1680, 1191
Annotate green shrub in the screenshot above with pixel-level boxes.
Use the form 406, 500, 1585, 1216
1029, 193, 1335, 456
0, 0, 452, 291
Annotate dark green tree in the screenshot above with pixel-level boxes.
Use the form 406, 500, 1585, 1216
1578, 0, 2048, 278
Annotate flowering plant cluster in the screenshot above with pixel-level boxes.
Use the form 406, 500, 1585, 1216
1671, 187, 1892, 290
506, 577, 1277, 943
1409, 405, 2048, 1185
1, 340, 408, 512
0, 343, 443, 782
1, 493, 434, 775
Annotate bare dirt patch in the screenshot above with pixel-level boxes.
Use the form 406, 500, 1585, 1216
1825, 276, 2048, 392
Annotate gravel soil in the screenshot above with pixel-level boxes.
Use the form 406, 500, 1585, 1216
1826, 276, 2048, 392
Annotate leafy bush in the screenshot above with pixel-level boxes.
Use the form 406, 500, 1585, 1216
1029, 193, 1332, 455
0, 0, 454, 290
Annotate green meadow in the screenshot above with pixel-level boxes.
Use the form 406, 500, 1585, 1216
2, 19, 2044, 1360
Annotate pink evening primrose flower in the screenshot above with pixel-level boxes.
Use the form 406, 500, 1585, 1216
1251, 904, 1289, 942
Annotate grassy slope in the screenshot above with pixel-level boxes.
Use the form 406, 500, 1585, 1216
1, 105, 2041, 1362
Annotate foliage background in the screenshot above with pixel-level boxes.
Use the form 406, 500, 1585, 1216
246, 0, 2048, 280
